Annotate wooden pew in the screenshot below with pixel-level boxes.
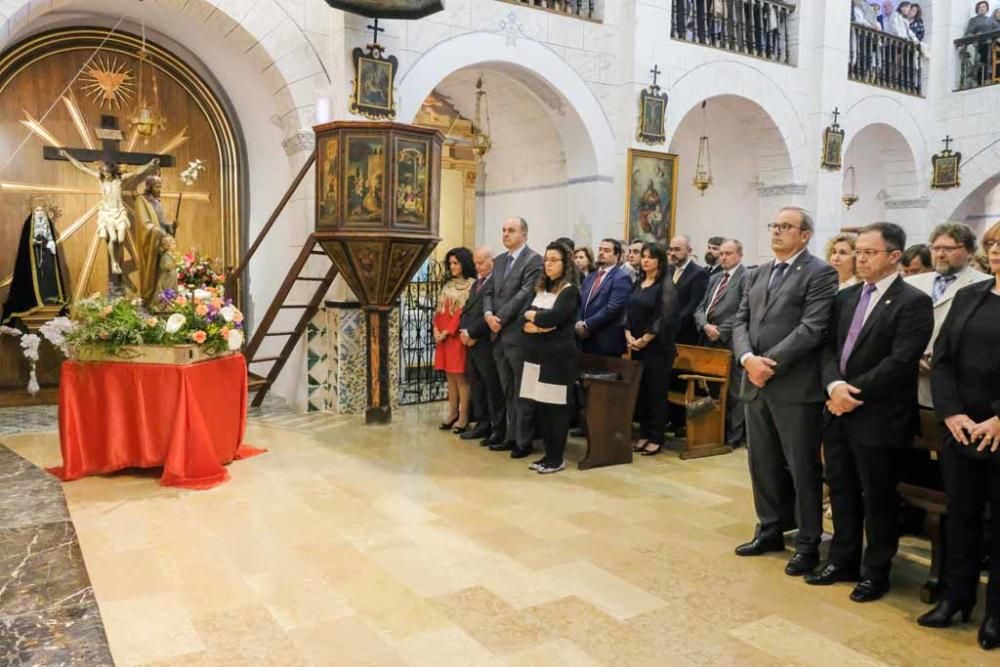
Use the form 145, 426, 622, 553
897, 408, 947, 604
667, 344, 733, 460
577, 353, 643, 470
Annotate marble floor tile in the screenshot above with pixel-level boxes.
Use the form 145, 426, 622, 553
98, 592, 205, 665
730, 615, 889, 666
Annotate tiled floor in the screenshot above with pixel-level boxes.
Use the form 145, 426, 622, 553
4, 405, 995, 666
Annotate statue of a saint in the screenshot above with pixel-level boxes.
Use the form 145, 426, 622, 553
133, 174, 179, 305
58, 150, 159, 275
1, 200, 69, 324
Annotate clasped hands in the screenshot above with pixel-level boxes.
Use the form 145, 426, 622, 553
624, 331, 651, 352
945, 414, 1000, 453
485, 313, 502, 334
826, 383, 864, 416
521, 310, 554, 335
743, 355, 777, 388
458, 330, 476, 347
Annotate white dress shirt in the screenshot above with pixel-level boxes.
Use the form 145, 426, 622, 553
826, 272, 899, 396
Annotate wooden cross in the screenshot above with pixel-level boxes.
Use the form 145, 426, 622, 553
42, 114, 175, 169
942, 135, 954, 152
367, 19, 385, 46
832, 107, 840, 125
650, 64, 662, 87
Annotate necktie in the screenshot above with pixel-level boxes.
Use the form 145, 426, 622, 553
839, 283, 878, 375
672, 264, 683, 284
766, 262, 789, 302
706, 272, 731, 321
502, 253, 518, 285
931, 274, 956, 303
586, 269, 606, 308
475, 276, 484, 293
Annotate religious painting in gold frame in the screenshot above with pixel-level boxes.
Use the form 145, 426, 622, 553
394, 137, 430, 225
821, 124, 844, 171
931, 150, 961, 190
624, 149, 678, 245
637, 88, 667, 145
344, 135, 386, 224
350, 46, 398, 120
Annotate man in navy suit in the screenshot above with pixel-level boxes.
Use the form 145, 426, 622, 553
575, 239, 632, 356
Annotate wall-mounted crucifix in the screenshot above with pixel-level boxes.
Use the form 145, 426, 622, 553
649, 64, 661, 88
44, 114, 175, 292
367, 19, 385, 46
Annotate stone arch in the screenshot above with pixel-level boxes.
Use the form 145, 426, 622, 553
665, 60, 808, 184
840, 121, 922, 233
840, 97, 928, 195
396, 30, 615, 180
0, 0, 329, 143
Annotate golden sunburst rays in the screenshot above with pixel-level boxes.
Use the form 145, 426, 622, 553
19, 111, 62, 147
80, 54, 135, 110
61, 92, 95, 150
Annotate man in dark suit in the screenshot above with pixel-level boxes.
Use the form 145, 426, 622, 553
667, 235, 710, 345
704, 236, 725, 278
483, 217, 543, 459
459, 247, 505, 445
806, 223, 933, 602
694, 238, 748, 445
732, 206, 838, 576
576, 238, 632, 356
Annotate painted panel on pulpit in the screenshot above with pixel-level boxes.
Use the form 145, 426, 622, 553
624, 149, 678, 245
394, 137, 429, 226
344, 136, 386, 224
317, 135, 340, 228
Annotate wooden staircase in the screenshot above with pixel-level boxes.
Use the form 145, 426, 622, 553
225, 151, 335, 407
244, 234, 337, 407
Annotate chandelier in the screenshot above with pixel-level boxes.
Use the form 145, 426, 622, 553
842, 166, 859, 209
693, 101, 713, 195
129, 23, 167, 142
471, 74, 492, 161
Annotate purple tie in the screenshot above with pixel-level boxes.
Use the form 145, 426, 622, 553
839, 283, 878, 376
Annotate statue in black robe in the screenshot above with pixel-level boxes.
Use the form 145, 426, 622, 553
1, 203, 69, 325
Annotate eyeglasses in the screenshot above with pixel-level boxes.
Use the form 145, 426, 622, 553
767, 223, 804, 233
930, 244, 964, 253
853, 249, 890, 259
984, 239, 1000, 250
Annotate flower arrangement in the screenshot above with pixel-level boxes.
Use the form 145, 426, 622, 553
177, 248, 226, 292
0, 325, 41, 394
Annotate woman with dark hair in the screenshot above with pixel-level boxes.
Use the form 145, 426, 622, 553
626, 242, 679, 456
574, 247, 595, 279
519, 241, 581, 474
434, 247, 476, 432
907, 3, 925, 41
918, 221, 1000, 651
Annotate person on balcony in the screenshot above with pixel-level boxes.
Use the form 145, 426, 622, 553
852, 0, 879, 29
906, 3, 925, 41
965, 1, 999, 37
886, 2, 920, 43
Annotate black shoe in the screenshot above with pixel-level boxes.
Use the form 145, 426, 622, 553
510, 447, 532, 459
850, 578, 889, 603
734, 535, 785, 557
452, 423, 471, 435
804, 562, 860, 586
784, 552, 819, 576
917, 599, 973, 628
979, 615, 1000, 650
481, 433, 503, 447
460, 424, 491, 440
489, 442, 514, 452
439, 416, 459, 430
569, 427, 586, 438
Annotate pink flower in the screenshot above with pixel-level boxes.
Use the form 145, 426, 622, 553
145, 317, 158, 327
191, 330, 207, 344
220, 326, 231, 338
175, 296, 188, 306
101, 305, 113, 316
233, 311, 244, 323
195, 304, 208, 316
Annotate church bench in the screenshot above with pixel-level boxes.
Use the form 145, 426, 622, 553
667, 344, 733, 460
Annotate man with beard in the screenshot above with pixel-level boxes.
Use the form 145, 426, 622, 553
704, 236, 725, 278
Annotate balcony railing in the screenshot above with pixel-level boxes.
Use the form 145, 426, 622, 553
670, 0, 795, 65
497, 0, 599, 22
955, 29, 1000, 91
849, 24, 923, 96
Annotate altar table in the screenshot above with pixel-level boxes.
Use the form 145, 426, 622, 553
49, 353, 265, 489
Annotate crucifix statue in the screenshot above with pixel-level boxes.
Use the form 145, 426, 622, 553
45, 115, 175, 277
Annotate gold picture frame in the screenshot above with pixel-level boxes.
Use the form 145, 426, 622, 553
350, 46, 398, 120
931, 150, 961, 190
821, 125, 844, 171
624, 149, 678, 244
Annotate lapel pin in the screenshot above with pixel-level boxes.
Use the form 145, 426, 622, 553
885, 299, 892, 305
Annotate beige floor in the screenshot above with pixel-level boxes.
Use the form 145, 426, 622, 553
5, 405, 995, 666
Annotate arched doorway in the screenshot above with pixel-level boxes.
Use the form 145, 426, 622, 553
668, 95, 794, 264
841, 123, 920, 232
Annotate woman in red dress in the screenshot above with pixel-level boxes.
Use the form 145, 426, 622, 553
434, 247, 475, 432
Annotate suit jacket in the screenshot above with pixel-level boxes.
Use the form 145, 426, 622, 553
905, 266, 992, 406
705, 263, 724, 279
668, 261, 709, 345
931, 279, 1000, 422
459, 275, 493, 349
821, 277, 933, 448
733, 250, 838, 403
579, 265, 631, 356
482, 246, 543, 345
694, 264, 748, 348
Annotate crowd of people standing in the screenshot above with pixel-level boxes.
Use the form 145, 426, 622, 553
429, 208, 1000, 651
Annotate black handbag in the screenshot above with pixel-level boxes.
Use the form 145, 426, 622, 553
685, 378, 719, 418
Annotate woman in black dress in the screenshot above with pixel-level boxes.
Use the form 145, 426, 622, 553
626, 243, 679, 456
520, 241, 581, 474
919, 221, 1000, 651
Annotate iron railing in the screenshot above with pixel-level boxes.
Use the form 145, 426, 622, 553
955, 29, 1000, 91
671, 0, 795, 65
398, 258, 447, 405
496, 0, 599, 22
849, 23, 924, 96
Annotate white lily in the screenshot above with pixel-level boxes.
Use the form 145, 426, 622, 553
219, 306, 236, 323
193, 288, 212, 301
227, 329, 243, 351
165, 313, 186, 334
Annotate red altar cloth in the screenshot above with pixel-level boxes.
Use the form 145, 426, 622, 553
50, 353, 265, 490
